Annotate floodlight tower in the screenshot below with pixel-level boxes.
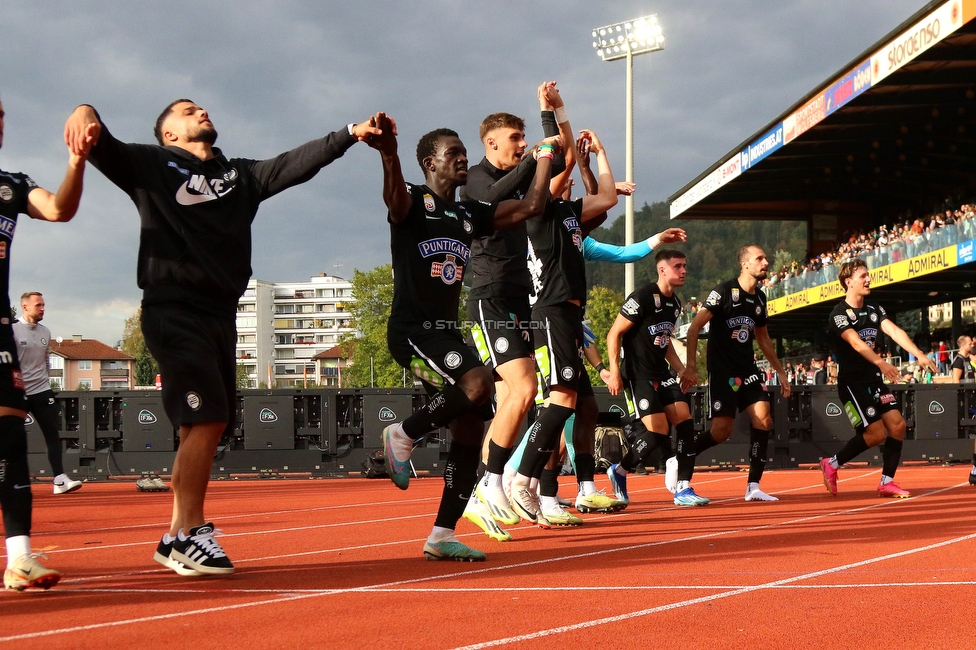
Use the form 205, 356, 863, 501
591, 15, 665, 296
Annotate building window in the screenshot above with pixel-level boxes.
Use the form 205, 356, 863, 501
77, 378, 93, 390
78, 360, 92, 370
49, 355, 64, 370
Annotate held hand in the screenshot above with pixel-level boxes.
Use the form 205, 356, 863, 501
615, 181, 636, 196
600, 368, 612, 385
535, 135, 563, 157
64, 106, 101, 157
579, 129, 603, 154
607, 371, 622, 395
576, 135, 591, 166
360, 112, 398, 155
657, 227, 687, 244
541, 80, 563, 110
679, 367, 699, 393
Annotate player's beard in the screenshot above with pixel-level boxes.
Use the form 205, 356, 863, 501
188, 124, 218, 145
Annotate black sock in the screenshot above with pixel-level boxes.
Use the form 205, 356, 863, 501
486, 440, 511, 475
540, 468, 560, 498
835, 433, 870, 466
748, 428, 770, 484
517, 404, 574, 478
623, 431, 663, 472
0, 416, 32, 537
675, 420, 697, 482
433, 442, 479, 530
575, 453, 596, 484
881, 437, 903, 479
403, 385, 477, 439
693, 430, 719, 456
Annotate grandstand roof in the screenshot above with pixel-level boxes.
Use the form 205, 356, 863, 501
667, 0, 976, 338
669, 0, 976, 223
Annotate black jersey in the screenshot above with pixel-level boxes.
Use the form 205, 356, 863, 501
87, 116, 357, 317
526, 198, 586, 308
827, 301, 889, 384
951, 354, 976, 382
0, 170, 39, 335
702, 278, 767, 376
462, 111, 560, 300
618, 283, 682, 379
389, 183, 495, 330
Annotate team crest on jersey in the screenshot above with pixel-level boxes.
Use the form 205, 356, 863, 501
0, 185, 13, 203
731, 288, 740, 302
846, 309, 857, 322
755, 306, 761, 315
463, 220, 473, 234
431, 255, 463, 285
869, 313, 878, 323
423, 193, 436, 212
653, 294, 661, 308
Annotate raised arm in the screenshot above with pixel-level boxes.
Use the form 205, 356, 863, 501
540, 82, 575, 198
754, 326, 791, 397
27, 129, 96, 223
578, 130, 617, 220
366, 113, 411, 223
491, 137, 557, 230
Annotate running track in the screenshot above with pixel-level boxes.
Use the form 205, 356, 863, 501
2, 466, 975, 648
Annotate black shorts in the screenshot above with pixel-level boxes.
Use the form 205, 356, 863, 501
707, 367, 769, 419
388, 324, 483, 391
838, 382, 898, 434
142, 304, 237, 427
0, 335, 28, 411
532, 303, 584, 395
467, 296, 534, 369
625, 373, 688, 418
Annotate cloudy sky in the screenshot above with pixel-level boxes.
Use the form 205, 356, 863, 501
1, 0, 925, 345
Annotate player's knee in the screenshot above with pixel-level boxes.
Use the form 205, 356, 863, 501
888, 416, 906, 440
461, 369, 494, 405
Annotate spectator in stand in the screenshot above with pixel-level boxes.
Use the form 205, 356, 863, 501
826, 357, 838, 384
794, 363, 807, 385
938, 341, 949, 375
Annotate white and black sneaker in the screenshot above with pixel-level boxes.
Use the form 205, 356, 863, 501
153, 536, 201, 577
170, 523, 234, 575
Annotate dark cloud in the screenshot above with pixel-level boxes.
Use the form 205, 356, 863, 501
0, 0, 924, 344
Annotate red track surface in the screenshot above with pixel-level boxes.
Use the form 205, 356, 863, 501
2, 466, 975, 649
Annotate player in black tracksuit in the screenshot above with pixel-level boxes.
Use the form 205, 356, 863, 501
515, 128, 619, 525
458, 82, 568, 531
1, 95, 91, 591
368, 113, 555, 560
65, 100, 382, 576
820, 259, 935, 498
681, 245, 790, 504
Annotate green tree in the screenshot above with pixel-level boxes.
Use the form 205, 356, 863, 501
343, 265, 403, 388
235, 363, 252, 390
584, 285, 625, 386
120, 308, 159, 386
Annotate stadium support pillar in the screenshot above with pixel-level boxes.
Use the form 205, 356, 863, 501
952, 298, 963, 343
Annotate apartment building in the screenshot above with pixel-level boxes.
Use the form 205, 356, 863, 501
48, 335, 135, 390
236, 274, 356, 388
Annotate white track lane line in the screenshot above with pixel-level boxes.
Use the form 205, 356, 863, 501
451, 530, 976, 650
2, 481, 961, 642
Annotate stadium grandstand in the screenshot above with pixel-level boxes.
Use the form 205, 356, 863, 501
669, 0, 976, 350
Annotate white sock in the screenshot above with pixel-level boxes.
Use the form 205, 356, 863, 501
427, 526, 455, 544
486, 471, 502, 489
528, 476, 539, 493
970, 465, 976, 475
747, 482, 761, 493
5, 535, 31, 568
539, 495, 559, 510
162, 533, 176, 544
54, 473, 68, 484
829, 457, 840, 470
676, 480, 690, 492
579, 480, 597, 497
388, 426, 414, 462
880, 475, 894, 485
